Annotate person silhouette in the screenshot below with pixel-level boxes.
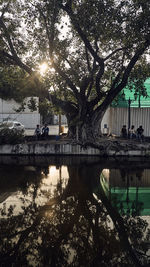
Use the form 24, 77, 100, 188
34, 124, 41, 140
121, 125, 127, 138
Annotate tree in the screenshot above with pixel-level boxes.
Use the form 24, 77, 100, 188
0, 0, 150, 142
0, 65, 38, 101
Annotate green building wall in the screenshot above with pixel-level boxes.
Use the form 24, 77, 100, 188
111, 78, 150, 108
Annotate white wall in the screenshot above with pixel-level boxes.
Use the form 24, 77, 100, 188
108, 107, 150, 136
53, 114, 67, 125
0, 97, 40, 129
101, 108, 110, 134
0, 97, 39, 113
0, 113, 40, 129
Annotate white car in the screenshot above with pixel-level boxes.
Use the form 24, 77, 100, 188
0, 121, 25, 132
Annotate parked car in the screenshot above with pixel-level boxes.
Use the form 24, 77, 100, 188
0, 121, 25, 132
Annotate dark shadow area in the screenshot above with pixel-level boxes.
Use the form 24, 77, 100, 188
0, 159, 150, 266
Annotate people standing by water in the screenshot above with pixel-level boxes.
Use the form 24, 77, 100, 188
121, 124, 144, 141
136, 125, 144, 141
34, 124, 41, 140
42, 124, 49, 139
129, 125, 136, 139
121, 125, 127, 138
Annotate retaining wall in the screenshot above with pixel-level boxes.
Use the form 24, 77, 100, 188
0, 142, 150, 157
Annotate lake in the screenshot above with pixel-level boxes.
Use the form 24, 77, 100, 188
0, 156, 150, 266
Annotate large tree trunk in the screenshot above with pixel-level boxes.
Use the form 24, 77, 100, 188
66, 110, 105, 143
50, 95, 107, 143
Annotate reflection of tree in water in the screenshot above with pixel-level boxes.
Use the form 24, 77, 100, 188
118, 168, 145, 216
120, 168, 144, 182
0, 165, 45, 195
0, 163, 150, 266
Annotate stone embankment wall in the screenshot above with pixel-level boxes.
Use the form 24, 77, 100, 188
0, 141, 150, 156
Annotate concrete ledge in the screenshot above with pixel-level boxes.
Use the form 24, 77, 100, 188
0, 142, 150, 156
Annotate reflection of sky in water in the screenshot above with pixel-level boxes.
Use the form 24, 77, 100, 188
42, 166, 69, 187
0, 163, 150, 266
39, 166, 69, 204
0, 166, 69, 215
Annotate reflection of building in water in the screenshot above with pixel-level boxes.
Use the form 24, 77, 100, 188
101, 169, 150, 216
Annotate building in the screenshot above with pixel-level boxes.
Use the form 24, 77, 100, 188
0, 97, 40, 129
101, 78, 150, 136
100, 168, 150, 216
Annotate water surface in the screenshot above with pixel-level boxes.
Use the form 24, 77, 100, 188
0, 156, 150, 266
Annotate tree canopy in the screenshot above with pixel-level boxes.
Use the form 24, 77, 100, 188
0, 0, 150, 141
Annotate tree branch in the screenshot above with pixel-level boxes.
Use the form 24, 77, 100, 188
50, 94, 78, 116
52, 61, 80, 101
95, 64, 104, 98
36, 3, 55, 56
58, 53, 79, 79
61, 4, 106, 102
61, 3, 104, 66
0, 18, 33, 74
120, 40, 150, 88
85, 46, 91, 72
0, 0, 11, 19
0, 18, 18, 58
0, 50, 32, 74
95, 39, 150, 114
98, 181, 142, 267
104, 47, 128, 61
86, 79, 93, 98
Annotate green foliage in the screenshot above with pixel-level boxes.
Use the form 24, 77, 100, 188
0, 0, 150, 139
14, 101, 26, 112
127, 61, 150, 97
39, 99, 53, 123
0, 128, 25, 144
27, 97, 37, 112
0, 65, 38, 102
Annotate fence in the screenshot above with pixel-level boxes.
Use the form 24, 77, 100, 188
108, 107, 150, 136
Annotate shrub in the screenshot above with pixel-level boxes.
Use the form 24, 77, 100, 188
0, 128, 25, 144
